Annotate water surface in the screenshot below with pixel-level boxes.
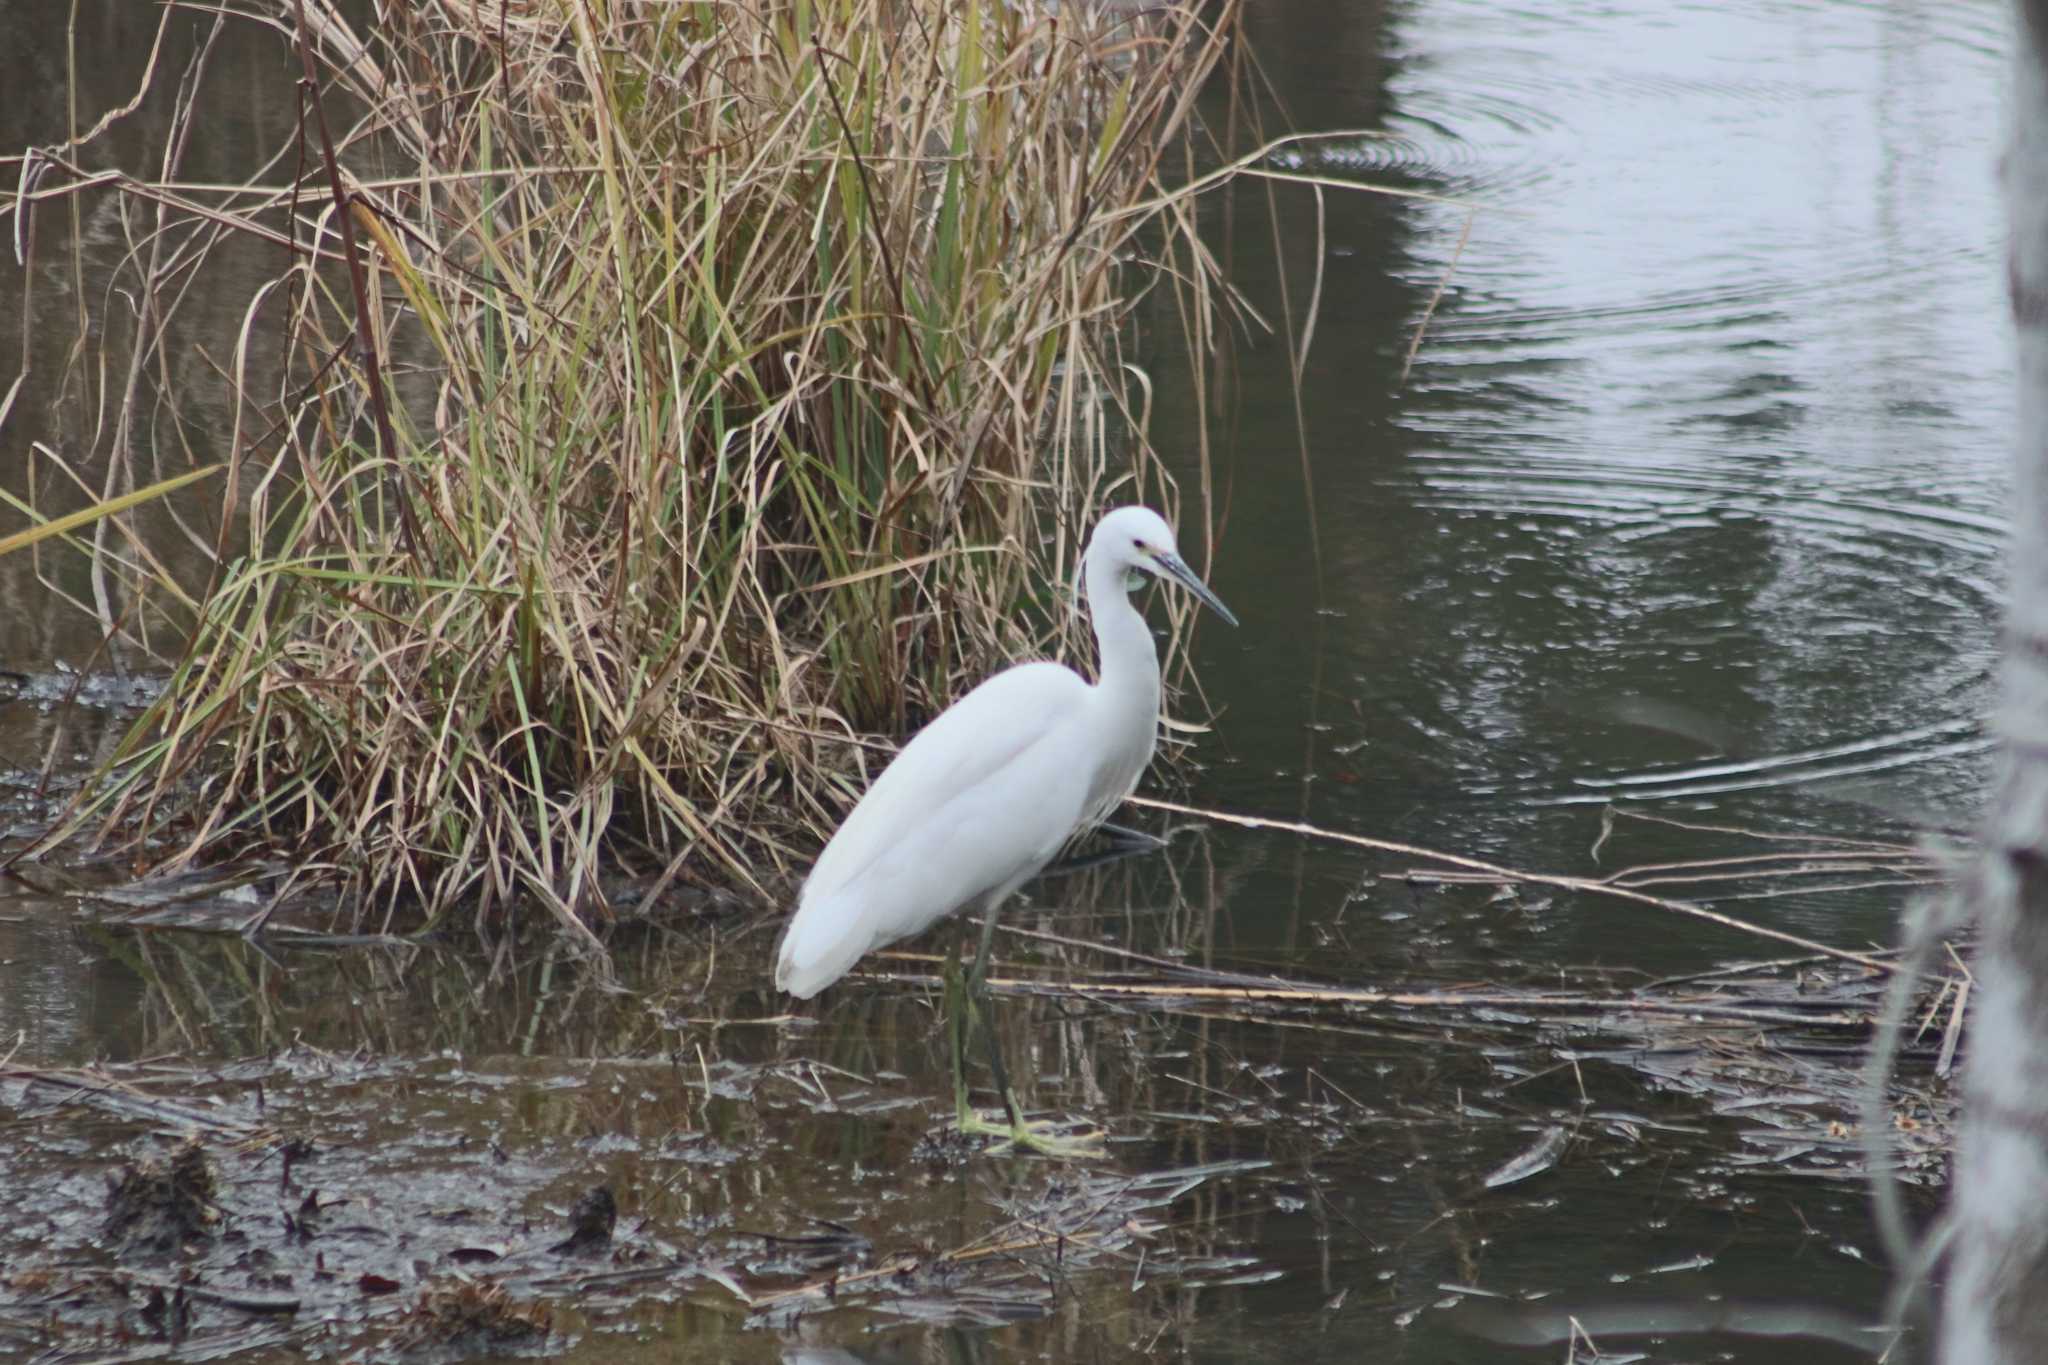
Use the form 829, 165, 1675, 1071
0, 1, 2005, 1360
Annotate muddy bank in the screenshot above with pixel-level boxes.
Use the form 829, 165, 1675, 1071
0, 822, 1948, 1362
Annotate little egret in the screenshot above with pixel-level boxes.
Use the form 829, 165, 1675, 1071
775, 505, 1236, 1153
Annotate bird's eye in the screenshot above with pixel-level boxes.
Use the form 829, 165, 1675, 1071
1132, 537, 1147, 551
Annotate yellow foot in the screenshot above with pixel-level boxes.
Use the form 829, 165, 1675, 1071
956, 1104, 1106, 1159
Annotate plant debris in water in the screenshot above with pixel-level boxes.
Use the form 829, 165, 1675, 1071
0, 1040, 1295, 1359
547, 1184, 617, 1258
103, 1137, 220, 1255
392, 1279, 553, 1353
0, 813, 1949, 1358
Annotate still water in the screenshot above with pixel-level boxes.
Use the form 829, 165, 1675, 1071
1163, 0, 2006, 955
0, 1, 2008, 1361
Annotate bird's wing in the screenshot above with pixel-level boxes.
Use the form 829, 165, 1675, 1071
775, 663, 1098, 996
801, 661, 1088, 904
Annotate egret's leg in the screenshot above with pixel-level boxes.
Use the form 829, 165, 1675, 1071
1096, 820, 1168, 851
948, 909, 1016, 1137
1043, 823, 1169, 879
948, 924, 1019, 1138
966, 892, 1004, 994
943, 937, 975, 1128
961, 894, 1031, 1126
948, 897, 1103, 1158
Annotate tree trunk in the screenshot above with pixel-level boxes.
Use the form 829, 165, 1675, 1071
1941, 4, 2048, 1359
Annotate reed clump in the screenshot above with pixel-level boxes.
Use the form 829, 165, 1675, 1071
60, 0, 1245, 934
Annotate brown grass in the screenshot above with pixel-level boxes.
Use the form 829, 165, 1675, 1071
19, 0, 1256, 936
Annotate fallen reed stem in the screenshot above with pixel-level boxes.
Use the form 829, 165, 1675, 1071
1132, 797, 1903, 973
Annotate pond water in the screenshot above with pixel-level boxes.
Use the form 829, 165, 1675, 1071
0, 1, 2006, 1361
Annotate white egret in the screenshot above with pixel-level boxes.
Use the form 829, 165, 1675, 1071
775, 505, 1236, 1154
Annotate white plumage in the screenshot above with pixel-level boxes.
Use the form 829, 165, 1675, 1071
775, 505, 1235, 998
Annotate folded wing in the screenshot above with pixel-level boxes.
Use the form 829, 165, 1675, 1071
776, 662, 1096, 997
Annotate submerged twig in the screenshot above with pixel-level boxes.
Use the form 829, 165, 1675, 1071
871, 966, 1878, 1031
1, 1065, 263, 1135
1134, 798, 1901, 973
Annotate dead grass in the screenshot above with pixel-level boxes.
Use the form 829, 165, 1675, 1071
16, 0, 1258, 934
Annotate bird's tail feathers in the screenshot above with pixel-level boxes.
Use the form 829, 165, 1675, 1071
773, 894, 872, 999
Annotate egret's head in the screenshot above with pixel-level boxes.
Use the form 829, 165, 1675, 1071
1091, 506, 1238, 625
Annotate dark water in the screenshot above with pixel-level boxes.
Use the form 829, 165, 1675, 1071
0, 1, 2005, 1361
1160, 0, 2005, 952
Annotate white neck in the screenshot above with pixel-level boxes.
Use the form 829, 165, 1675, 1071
1084, 552, 1162, 714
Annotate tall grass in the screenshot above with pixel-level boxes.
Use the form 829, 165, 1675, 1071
48, 0, 1249, 935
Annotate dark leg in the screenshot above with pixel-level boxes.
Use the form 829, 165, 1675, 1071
945, 934, 973, 1126
967, 891, 1004, 992
1041, 823, 1169, 879
964, 891, 1027, 1124
949, 894, 1103, 1158
1096, 820, 1167, 851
